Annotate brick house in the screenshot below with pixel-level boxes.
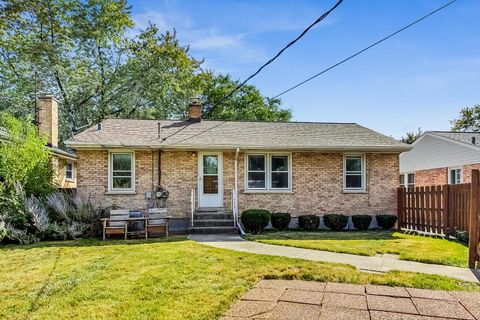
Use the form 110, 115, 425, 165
59, 96, 410, 232
400, 131, 480, 187
37, 95, 77, 189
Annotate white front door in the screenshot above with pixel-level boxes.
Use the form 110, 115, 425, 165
198, 152, 223, 208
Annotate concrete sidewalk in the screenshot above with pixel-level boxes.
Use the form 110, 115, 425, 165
188, 234, 480, 283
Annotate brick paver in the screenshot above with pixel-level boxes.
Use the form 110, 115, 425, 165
222, 280, 480, 320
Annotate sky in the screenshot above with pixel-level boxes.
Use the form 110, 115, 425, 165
128, 0, 480, 139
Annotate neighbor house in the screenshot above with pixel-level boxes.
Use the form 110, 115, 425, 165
37, 95, 77, 189
400, 131, 480, 187
59, 96, 410, 232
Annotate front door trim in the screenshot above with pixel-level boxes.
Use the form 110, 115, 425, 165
197, 151, 223, 208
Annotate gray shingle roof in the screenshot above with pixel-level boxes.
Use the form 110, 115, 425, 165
65, 119, 410, 151
431, 131, 480, 148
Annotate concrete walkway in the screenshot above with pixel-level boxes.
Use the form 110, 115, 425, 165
222, 280, 480, 319
188, 234, 480, 283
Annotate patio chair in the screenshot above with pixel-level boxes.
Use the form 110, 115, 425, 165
102, 209, 129, 240
146, 208, 169, 239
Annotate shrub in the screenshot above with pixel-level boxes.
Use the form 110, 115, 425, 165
376, 214, 398, 229
323, 214, 349, 231
352, 215, 372, 231
241, 209, 271, 233
298, 215, 320, 231
271, 212, 291, 230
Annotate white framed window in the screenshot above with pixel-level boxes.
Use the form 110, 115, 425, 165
109, 152, 135, 192
344, 154, 365, 191
407, 173, 415, 187
246, 153, 291, 191
65, 161, 74, 181
399, 174, 405, 187
448, 167, 463, 185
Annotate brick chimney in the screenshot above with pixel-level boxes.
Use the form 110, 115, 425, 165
37, 94, 58, 147
187, 96, 202, 122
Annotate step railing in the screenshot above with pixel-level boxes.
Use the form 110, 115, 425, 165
190, 189, 196, 227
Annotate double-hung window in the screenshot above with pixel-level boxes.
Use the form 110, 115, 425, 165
246, 153, 291, 191
407, 173, 415, 187
449, 168, 462, 185
109, 152, 135, 192
344, 154, 365, 191
65, 161, 74, 180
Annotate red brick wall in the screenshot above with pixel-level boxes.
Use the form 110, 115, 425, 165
412, 164, 480, 187
77, 150, 399, 218
414, 168, 448, 186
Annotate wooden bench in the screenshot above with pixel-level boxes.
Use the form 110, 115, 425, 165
146, 208, 170, 239
102, 209, 129, 240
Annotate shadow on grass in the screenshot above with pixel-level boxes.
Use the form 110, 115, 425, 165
0, 235, 189, 251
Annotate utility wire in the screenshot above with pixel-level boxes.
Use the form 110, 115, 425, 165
215, 0, 344, 105
272, 0, 459, 98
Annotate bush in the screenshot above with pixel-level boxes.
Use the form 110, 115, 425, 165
376, 214, 398, 229
0, 221, 7, 242
271, 212, 291, 231
323, 214, 349, 231
298, 215, 320, 231
352, 215, 372, 231
241, 209, 271, 233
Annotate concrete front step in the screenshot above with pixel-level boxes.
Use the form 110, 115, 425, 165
189, 226, 238, 234
194, 213, 233, 220
193, 219, 234, 227
196, 207, 226, 212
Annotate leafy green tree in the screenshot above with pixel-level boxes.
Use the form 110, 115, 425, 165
0, 113, 53, 195
0, 0, 291, 143
451, 105, 480, 132
0, 113, 53, 228
401, 127, 423, 144
202, 73, 292, 121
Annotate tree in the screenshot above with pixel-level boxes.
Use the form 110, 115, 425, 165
202, 73, 292, 121
451, 105, 480, 132
401, 127, 423, 144
0, 0, 291, 143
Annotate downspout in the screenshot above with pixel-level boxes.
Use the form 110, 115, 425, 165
234, 147, 245, 235
158, 148, 162, 186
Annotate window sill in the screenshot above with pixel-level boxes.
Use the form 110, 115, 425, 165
343, 190, 368, 194
243, 190, 293, 194
105, 191, 137, 195
65, 179, 76, 182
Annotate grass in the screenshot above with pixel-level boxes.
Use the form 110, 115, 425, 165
247, 230, 469, 267
1, 237, 478, 320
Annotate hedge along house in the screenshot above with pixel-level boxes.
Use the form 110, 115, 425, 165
64, 97, 410, 233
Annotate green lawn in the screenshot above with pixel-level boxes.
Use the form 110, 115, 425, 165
247, 230, 469, 267
1, 238, 478, 320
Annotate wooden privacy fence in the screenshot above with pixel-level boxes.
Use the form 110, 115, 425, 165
397, 184, 470, 236
398, 168, 480, 268
469, 170, 480, 268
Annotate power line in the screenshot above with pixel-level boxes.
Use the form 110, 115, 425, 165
215, 0, 344, 105
272, 0, 459, 99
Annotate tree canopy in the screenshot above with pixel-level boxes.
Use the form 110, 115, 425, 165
401, 127, 423, 144
0, 0, 292, 143
451, 105, 480, 132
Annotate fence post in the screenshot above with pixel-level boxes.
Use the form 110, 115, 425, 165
468, 169, 479, 269
442, 185, 449, 237
398, 187, 404, 229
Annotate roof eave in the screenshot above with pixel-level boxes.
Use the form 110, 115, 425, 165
66, 142, 411, 153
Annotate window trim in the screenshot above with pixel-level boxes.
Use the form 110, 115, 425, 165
343, 153, 366, 192
108, 151, 135, 193
399, 172, 415, 188
246, 153, 267, 190
448, 167, 463, 185
245, 152, 292, 192
65, 161, 75, 181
